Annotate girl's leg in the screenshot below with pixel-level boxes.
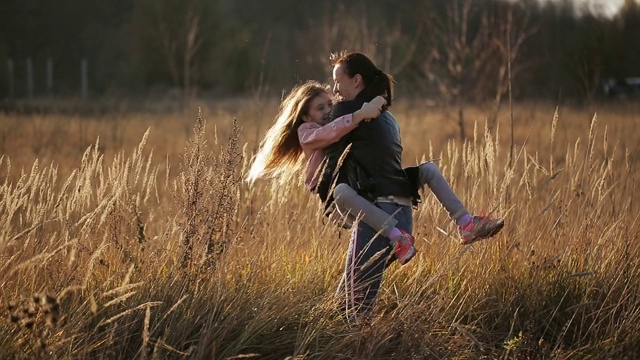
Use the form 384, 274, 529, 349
333, 183, 415, 264
417, 161, 470, 224
333, 183, 399, 237
417, 161, 505, 244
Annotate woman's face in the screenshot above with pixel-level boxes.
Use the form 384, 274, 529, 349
332, 63, 360, 101
303, 92, 333, 124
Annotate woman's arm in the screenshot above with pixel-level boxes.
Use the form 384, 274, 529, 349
298, 96, 386, 151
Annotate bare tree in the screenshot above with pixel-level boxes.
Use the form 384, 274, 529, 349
421, 0, 495, 140
574, 52, 602, 111
148, 0, 204, 111
302, 1, 419, 80
488, 4, 539, 132
183, 11, 203, 111
382, 22, 422, 76
155, 4, 180, 89
569, 14, 613, 111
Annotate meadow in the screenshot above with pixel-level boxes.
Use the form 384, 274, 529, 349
1, 98, 639, 359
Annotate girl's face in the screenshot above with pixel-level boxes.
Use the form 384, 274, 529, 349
303, 92, 333, 124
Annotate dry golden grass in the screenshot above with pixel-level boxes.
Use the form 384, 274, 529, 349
1, 98, 639, 359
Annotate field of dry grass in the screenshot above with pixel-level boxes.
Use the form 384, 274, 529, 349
1, 98, 639, 359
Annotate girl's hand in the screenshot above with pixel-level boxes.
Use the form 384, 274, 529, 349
370, 95, 386, 109
358, 96, 387, 122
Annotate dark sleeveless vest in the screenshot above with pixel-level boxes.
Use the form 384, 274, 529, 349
316, 94, 416, 208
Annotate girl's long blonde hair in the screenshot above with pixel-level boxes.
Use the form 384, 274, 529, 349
247, 80, 330, 186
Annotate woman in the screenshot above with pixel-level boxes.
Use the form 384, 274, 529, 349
321, 51, 504, 322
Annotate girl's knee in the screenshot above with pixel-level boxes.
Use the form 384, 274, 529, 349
419, 161, 441, 179
333, 183, 356, 199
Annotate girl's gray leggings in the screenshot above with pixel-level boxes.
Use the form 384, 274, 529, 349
332, 161, 468, 236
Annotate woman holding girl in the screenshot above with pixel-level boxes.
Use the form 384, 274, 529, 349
248, 54, 504, 320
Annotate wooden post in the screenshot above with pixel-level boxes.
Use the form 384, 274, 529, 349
7, 59, 14, 99
26, 57, 34, 100
46, 58, 53, 97
81, 58, 88, 99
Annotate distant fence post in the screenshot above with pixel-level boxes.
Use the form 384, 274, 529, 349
7, 58, 14, 99
46, 58, 53, 97
26, 57, 34, 100
81, 58, 88, 99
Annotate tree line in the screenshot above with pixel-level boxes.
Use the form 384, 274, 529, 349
0, 0, 639, 106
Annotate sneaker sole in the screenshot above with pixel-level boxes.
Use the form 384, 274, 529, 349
461, 220, 505, 245
398, 247, 416, 265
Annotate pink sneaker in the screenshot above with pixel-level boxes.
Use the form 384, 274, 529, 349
459, 215, 504, 245
394, 229, 416, 265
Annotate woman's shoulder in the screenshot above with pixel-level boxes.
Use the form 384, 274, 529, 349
331, 100, 364, 120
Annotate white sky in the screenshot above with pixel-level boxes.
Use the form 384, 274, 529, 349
564, 0, 624, 17
534, 0, 632, 18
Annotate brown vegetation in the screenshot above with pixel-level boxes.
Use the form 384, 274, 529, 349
1, 99, 639, 358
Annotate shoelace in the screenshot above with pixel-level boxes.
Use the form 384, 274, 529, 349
462, 213, 499, 231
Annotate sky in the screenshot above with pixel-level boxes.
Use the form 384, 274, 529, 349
541, 0, 631, 17
566, 0, 625, 17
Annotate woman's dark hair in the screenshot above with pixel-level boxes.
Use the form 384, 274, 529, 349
330, 51, 395, 106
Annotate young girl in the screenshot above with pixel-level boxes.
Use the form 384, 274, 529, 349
247, 80, 417, 264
